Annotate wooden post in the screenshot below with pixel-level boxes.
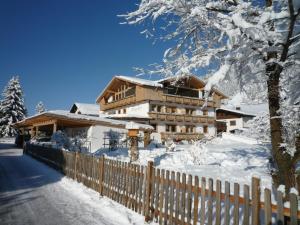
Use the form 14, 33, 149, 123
74, 151, 78, 180
128, 129, 139, 161
98, 155, 105, 196
53, 122, 57, 133
144, 161, 154, 222
36, 126, 39, 137
251, 177, 261, 225
143, 131, 151, 148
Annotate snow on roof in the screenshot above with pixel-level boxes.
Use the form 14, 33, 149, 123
107, 114, 151, 119
239, 103, 269, 116
217, 107, 256, 117
16, 110, 153, 131
116, 75, 163, 88
71, 102, 99, 115
96, 75, 227, 102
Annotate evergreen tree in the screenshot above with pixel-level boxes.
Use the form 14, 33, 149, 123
0, 76, 27, 137
35, 101, 46, 114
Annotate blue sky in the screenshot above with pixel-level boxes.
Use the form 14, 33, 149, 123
0, 0, 170, 115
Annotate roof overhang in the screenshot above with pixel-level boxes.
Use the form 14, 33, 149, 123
14, 111, 154, 131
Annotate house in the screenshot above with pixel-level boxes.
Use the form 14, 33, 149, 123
14, 110, 153, 152
70, 102, 100, 116
216, 107, 256, 133
96, 75, 227, 142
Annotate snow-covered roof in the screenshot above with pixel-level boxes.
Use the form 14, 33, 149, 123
15, 110, 153, 131
116, 75, 163, 88
217, 107, 256, 117
70, 102, 99, 116
238, 103, 269, 116
96, 75, 227, 102
107, 114, 151, 119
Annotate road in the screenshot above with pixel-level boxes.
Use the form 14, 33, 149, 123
0, 142, 143, 225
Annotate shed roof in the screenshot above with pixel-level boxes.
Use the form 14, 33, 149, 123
15, 110, 153, 131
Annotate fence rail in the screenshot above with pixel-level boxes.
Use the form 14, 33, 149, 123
25, 143, 299, 225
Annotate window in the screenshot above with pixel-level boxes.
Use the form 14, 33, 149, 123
157, 105, 162, 112
151, 105, 162, 112
166, 107, 176, 114
150, 105, 156, 112
166, 124, 176, 133
230, 120, 236, 126
203, 125, 208, 134
150, 124, 157, 132
186, 125, 195, 133
186, 108, 195, 115
203, 110, 208, 116
123, 108, 126, 114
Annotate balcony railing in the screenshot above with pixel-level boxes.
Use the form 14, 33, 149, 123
149, 112, 215, 124
162, 94, 218, 107
161, 132, 204, 141
101, 96, 136, 111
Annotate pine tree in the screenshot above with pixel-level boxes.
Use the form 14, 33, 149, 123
35, 101, 46, 114
0, 76, 27, 137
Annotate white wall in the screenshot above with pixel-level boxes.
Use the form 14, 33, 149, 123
223, 118, 244, 132
126, 102, 149, 116
195, 125, 203, 133
208, 108, 215, 117
208, 125, 216, 136
87, 125, 127, 152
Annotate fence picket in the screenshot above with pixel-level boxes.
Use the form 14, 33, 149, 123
251, 177, 261, 225
154, 169, 161, 220
175, 172, 181, 225
225, 181, 230, 225
276, 190, 284, 225
290, 193, 298, 225
215, 180, 221, 225
264, 188, 272, 225
170, 171, 175, 225
181, 173, 186, 225
186, 174, 193, 224
164, 170, 170, 225
234, 183, 240, 225
206, 178, 213, 225
243, 184, 250, 225
138, 165, 144, 214
159, 169, 165, 225
201, 177, 206, 225
193, 176, 200, 225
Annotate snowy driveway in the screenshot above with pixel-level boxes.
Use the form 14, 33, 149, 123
0, 143, 146, 225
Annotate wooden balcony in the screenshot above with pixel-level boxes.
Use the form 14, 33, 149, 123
162, 94, 216, 107
161, 132, 204, 141
149, 112, 215, 124
100, 96, 136, 111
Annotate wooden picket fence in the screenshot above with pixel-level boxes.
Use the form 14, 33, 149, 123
25, 143, 300, 225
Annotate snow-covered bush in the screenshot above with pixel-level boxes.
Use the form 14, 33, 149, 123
51, 130, 70, 149
165, 138, 176, 151
50, 130, 89, 152
187, 141, 208, 165
243, 113, 271, 142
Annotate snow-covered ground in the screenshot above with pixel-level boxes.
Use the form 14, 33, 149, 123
0, 143, 153, 225
0, 137, 15, 144
97, 134, 272, 192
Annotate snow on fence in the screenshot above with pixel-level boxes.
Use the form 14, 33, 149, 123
25, 143, 299, 225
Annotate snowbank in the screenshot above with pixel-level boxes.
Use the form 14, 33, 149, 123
97, 135, 272, 193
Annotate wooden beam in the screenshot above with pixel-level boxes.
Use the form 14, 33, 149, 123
33, 119, 58, 127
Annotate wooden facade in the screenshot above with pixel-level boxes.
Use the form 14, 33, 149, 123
97, 75, 227, 141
